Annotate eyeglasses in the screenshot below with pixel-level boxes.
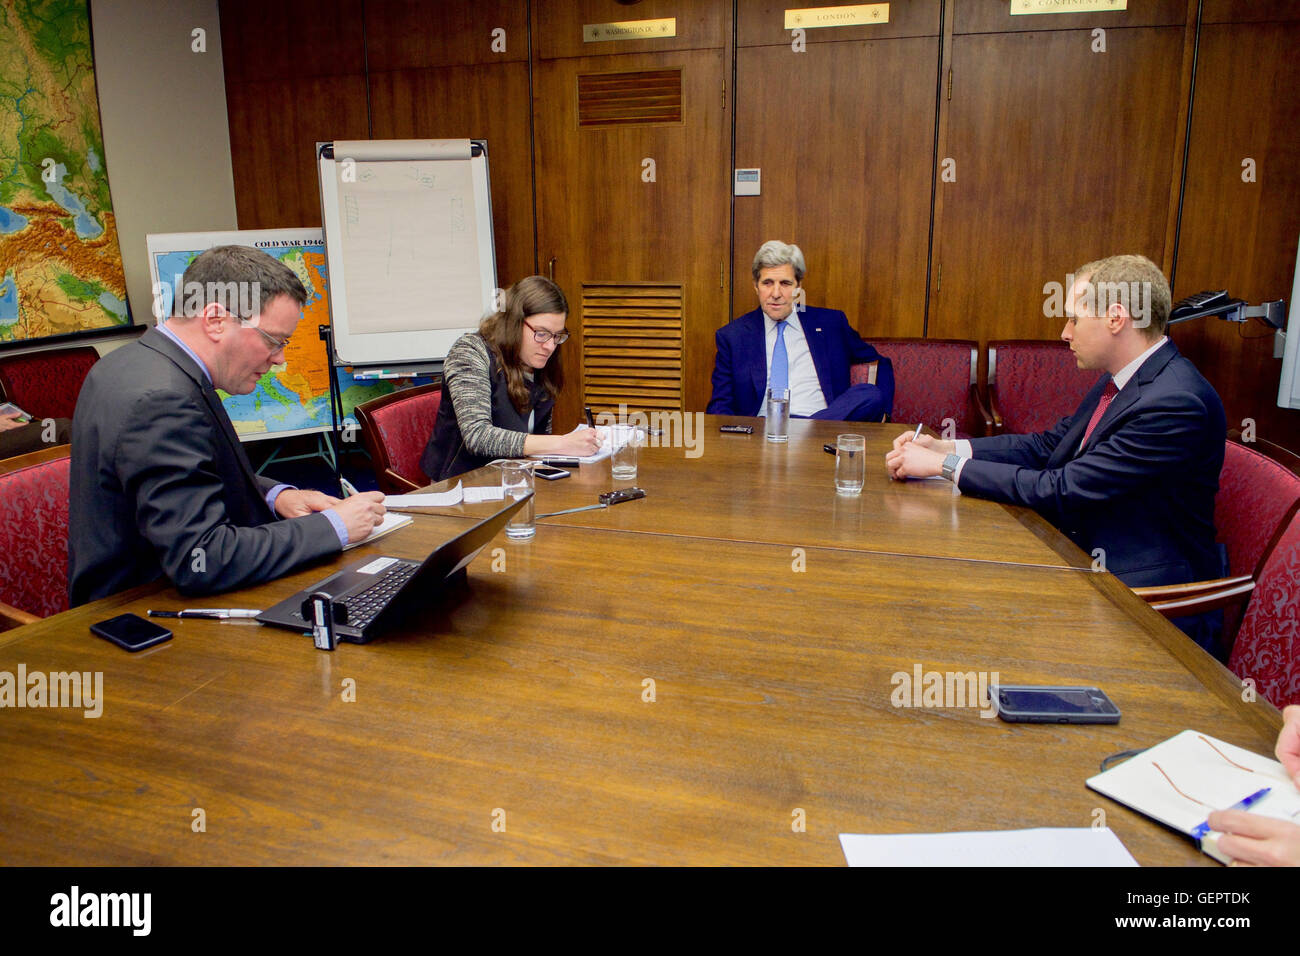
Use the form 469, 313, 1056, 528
220, 309, 292, 353
243, 322, 293, 354
523, 319, 569, 346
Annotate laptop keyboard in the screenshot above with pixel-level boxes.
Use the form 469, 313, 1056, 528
339, 562, 419, 629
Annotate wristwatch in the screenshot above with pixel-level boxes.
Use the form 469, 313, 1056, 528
941, 453, 961, 482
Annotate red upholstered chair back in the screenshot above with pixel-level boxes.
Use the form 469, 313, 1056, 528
863, 338, 983, 438
1217, 440, 1300, 580
1229, 505, 1300, 708
988, 340, 1103, 435
0, 346, 100, 420
0, 451, 72, 618
355, 384, 442, 494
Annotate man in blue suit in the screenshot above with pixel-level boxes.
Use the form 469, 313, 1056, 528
707, 241, 893, 421
886, 255, 1226, 646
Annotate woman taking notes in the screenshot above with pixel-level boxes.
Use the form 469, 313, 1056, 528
420, 275, 601, 482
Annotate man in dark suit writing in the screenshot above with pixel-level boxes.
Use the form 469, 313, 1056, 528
886, 255, 1226, 643
68, 245, 386, 606
707, 241, 894, 421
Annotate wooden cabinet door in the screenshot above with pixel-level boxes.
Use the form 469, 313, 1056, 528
1171, 5, 1300, 450
532, 1, 731, 426
930, 19, 1189, 343
733, 0, 941, 339
365, 0, 536, 287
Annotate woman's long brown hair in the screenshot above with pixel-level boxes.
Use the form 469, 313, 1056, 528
479, 275, 569, 414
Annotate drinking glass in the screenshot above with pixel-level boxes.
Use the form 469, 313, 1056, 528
764, 388, 790, 443
501, 460, 535, 538
835, 433, 866, 495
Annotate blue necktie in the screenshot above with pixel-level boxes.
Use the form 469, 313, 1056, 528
770, 320, 789, 394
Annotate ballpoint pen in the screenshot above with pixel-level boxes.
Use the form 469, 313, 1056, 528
339, 476, 360, 497
1191, 787, 1272, 840
912, 422, 923, 441
146, 609, 262, 619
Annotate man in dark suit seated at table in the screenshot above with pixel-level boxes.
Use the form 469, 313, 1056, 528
886, 254, 1226, 649
707, 240, 894, 421
68, 245, 386, 607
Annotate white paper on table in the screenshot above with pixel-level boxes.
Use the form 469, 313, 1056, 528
838, 828, 1139, 867
385, 482, 464, 508
385, 482, 507, 509
342, 511, 412, 550
528, 424, 613, 464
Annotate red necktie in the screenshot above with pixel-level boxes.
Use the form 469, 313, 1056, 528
1080, 380, 1119, 449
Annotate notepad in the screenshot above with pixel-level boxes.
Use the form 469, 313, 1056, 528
342, 511, 412, 550
527, 424, 613, 465
838, 828, 1138, 867
1086, 729, 1300, 864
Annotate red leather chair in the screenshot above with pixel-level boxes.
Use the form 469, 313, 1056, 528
987, 340, 1102, 435
0, 346, 99, 420
0, 448, 72, 628
354, 384, 443, 494
861, 338, 990, 438
1228, 504, 1300, 708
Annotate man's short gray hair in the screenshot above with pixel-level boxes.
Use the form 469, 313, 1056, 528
752, 240, 806, 282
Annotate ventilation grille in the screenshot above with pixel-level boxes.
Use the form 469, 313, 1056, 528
582, 283, 683, 414
577, 69, 682, 127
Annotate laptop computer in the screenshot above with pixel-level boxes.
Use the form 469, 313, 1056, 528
258, 493, 530, 643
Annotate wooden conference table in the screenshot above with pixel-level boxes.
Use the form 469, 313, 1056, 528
0, 417, 1281, 865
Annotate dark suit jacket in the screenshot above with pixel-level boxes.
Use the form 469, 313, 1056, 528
68, 327, 340, 606
706, 306, 894, 417
960, 340, 1225, 587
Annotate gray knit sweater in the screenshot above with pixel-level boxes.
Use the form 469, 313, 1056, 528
443, 332, 551, 459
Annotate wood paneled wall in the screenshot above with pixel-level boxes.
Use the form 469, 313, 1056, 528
1169, 4, 1300, 454
218, 0, 1300, 450
220, 0, 369, 229
365, 0, 535, 285
732, 1, 940, 337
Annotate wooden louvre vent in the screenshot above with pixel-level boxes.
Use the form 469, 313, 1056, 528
582, 283, 683, 414
577, 69, 682, 127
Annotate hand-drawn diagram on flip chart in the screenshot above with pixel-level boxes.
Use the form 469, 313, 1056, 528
317, 139, 497, 366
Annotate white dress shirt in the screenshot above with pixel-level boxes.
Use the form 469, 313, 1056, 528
761, 307, 827, 417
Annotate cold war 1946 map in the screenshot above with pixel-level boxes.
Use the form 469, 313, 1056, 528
0, 0, 130, 341
148, 229, 431, 440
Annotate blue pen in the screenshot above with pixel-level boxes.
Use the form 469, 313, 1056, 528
1191, 786, 1272, 840
339, 476, 359, 498
912, 423, 923, 441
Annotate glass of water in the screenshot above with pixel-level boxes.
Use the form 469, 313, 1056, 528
765, 387, 791, 443
501, 460, 535, 539
835, 433, 866, 495
610, 425, 644, 480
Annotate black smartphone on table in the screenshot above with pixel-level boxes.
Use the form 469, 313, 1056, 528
994, 685, 1120, 724
90, 613, 173, 652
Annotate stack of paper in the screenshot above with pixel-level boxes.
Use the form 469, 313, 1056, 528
838, 828, 1138, 866
385, 481, 505, 509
